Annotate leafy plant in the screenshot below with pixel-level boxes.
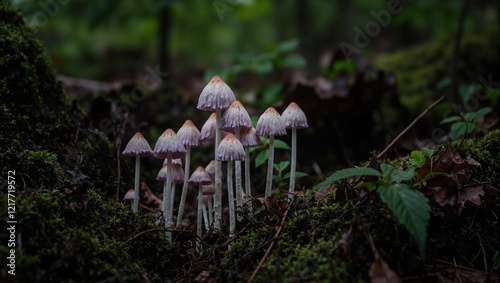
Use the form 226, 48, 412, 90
440, 107, 492, 141
313, 163, 430, 255
272, 161, 308, 190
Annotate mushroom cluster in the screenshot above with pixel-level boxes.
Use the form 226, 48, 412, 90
121, 75, 307, 247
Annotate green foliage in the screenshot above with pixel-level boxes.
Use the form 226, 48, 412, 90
440, 107, 492, 140
252, 136, 291, 168
313, 162, 430, 255
272, 161, 308, 190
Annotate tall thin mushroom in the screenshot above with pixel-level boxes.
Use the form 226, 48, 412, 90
122, 132, 153, 213
281, 102, 308, 200
197, 75, 236, 230
176, 120, 201, 227
256, 107, 287, 197
153, 129, 186, 241
239, 126, 261, 212
187, 166, 212, 245
221, 100, 252, 209
217, 133, 245, 241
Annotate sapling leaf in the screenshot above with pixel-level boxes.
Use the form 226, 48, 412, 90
450, 122, 468, 140
410, 151, 426, 167
471, 107, 492, 119
421, 147, 434, 158
391, 167, 416, 182
283, 171, 308, 178
354, 182, 377, 191
274, 139, 291, 150
378, 184, 430, 256
273, 161, 290, 173
440, 116, 462, 124
313, 167, 381, 191
255, 150, 269, 168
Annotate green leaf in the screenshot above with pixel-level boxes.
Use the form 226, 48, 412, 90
277, 38, 299, 53
283, 171, 308, 178
440, 116, 462, 124
273, 161, 290, 173
471, 107, 492, 119
378, 184, 430, 256
436, 76, 451, 89
280, 54, 306, 68
410, 150, 426, 167
421, 148, 434, 158
354, 182, 377, 191
313, 167, 381, 191
274, 139, 291, 150
255, 150, 269, 168
459, 84, 476, 103
450, 122, 468, 140
391, 167, 416, 182
261, 83, 283, 106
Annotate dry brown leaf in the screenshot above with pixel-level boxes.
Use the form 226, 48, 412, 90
369, 257, 401, 283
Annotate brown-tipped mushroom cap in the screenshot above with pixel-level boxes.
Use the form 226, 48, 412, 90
281, 102, 308, 129
200, 113, 217, 144
122, 132, 154, 157
177, 119, 201, 147
221, 100, 252, 132
156, 164, 185, 183
216, 133, 246, 161
205, 160, 216, 180
202, 184, 215, 195
239, 126, 262, 147
256, 107, 287, 137
123, 189, 135, 200
188, 166, 213, 186
197, 75, 236, 111
153, 129, 187, 159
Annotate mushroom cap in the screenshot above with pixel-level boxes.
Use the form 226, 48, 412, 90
205, 160, 216, 180
164, 158, 183, 167
197, 75, 236, 111
153, 129, 187, 159
122, 132, 154, 157
256, 107, 287, 137
156, 164, 184, 183
202, 184, 215, 195
200, 113, 217, 144
123, 189, 135, 200
239, 126, 262, 147
220, 100, 252, 132
216, 133, 246, 161
177, 119, 201, 147
188, 166, 212, 186
281, 102, 308, 129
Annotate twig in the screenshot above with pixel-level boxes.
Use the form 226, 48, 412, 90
247, 196, 296, 283
120, 227, 195, 247
376, 95, 445, 159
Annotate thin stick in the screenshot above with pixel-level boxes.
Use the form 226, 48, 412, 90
247, 196, 296, 283
376, 95, 445, 159
121, 227, 194, 247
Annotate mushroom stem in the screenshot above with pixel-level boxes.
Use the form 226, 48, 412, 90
176, 146, 191, 227
207, 196, 214, 226
234, 127, 243, 212
214, 109, 222, 230
202, 200, 210, 231
132, 155, 141, 213
244, 147, 252, 213
227, 160, 236, 241
197, 184, 203, 243
163, 153, 173, 242
265, 135, 275, 197
288, 127, 297, 201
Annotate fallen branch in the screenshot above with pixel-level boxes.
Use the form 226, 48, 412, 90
376, 95, 445, 159
120, 227, 195, 247
247, 196, 296, 283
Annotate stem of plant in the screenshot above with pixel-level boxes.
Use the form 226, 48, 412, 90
202, 199, 210, 231
207, 196, 213, 226
234, 127, 243, 219
288, 127, 297, 201
214, 109, 222, 230
265, 135, 275, 197
244, 147, 252, 213
133, 155, 140, 213
227, 160, 235, 245
163, 153, 173, 242
197, 184, 203, 250
176, 145, 191, 227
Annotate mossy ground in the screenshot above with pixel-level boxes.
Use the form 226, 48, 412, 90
1, 4, 499, 283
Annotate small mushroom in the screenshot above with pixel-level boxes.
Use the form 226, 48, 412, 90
256, 107, 287, 197
197, 75, 236, 231
205, 159, 216, 182
153, 129, 187, 241
217, 133, 245, 241
281, 102, 308, 200
202, 184, 215, 226
176, 120, 202, 227
221, 100, 252, 209
239, 126, 261, 212
123, 188, 135, 210
188, 166, 212, 245
122, 132, 153, 213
